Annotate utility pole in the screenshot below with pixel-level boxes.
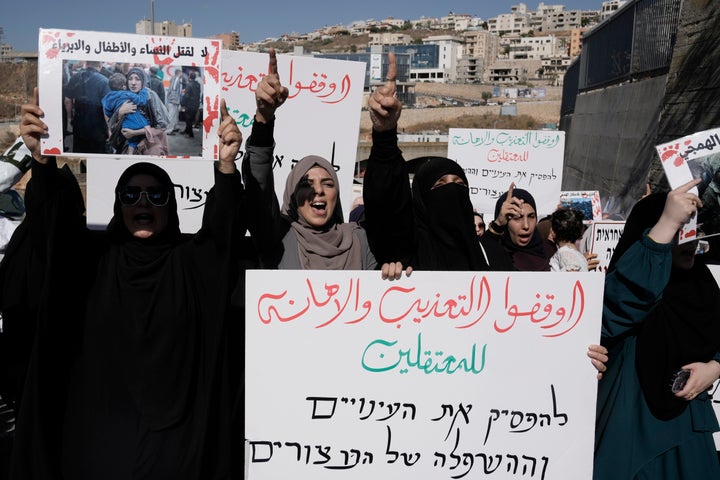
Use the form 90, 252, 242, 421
151, 0, 155, 34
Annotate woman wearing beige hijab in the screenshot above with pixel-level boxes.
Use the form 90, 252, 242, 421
242, 49, 376, 270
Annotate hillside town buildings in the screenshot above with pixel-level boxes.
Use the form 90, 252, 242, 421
0, 1, 630, 88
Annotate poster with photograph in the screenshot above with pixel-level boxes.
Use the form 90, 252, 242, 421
656, 128, 720, 242
37, 28, 221, 160
448, 128, 565, 218
559, 191, 602, 222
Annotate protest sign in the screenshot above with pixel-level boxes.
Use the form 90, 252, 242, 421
560, 191, 601, 221
220, 51, 366, 221
86, 157, 212, 232
245, 270, 603, 479
586, 221, 625, 273
37, 28, 221, 160
84, 51, 366, 230
448, 128, 564, 218
656, 127, 720, 242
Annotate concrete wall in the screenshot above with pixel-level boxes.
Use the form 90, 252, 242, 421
562, 76, 667, 216
561, 0, 720, 218
651, 0, 720, 184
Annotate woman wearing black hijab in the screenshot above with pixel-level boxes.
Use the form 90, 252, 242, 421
594, 180, 720, 480
1, 89, 244, 479
484, 183, 556, 271
362, 58, 511, 275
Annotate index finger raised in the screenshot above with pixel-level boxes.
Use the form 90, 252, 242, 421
507, 182, 515, 199
386, 51, 397, 84
220, 98, 229, 120
267, 47, 279, 77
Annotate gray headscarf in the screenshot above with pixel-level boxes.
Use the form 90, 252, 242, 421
281, 155, 362, 270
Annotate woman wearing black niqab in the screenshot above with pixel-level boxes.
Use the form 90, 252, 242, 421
594, 181, 720, 480
0, 92, 245, 479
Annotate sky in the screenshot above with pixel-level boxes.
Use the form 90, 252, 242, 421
2, 0, 604, 52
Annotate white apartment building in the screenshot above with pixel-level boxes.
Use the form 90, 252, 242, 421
380, 17, 407, 29
507, 35, 564, 60
600, 0, 629, 21
487, 11, 533, 36
369, 33, 412, 46
458, 29, 501, 83
422, 35, 464, 83
540, 9, 583, 31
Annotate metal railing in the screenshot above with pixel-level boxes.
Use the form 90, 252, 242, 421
578, 0, 682, 91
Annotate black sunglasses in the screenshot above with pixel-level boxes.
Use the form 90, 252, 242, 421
117, 186, 171, 207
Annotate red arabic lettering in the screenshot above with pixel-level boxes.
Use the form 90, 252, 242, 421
487, 149, 529, 162
221, 66, 263, 92
378, 276, 491, 328
257, 290, 310, 324
497, 277, 585, 337
286, 60, 352, 104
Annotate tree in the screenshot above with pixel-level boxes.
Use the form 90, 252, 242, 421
482, 91, 492, 101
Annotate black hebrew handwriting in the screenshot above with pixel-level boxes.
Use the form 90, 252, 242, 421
434, 428, 550, 479
249, 440, 374, 470
385, 425, 422, 466
595, 228, 624, 242
431, 403, 473, 441
483, 384, 567, 445
173, 183, 208, 209
307, 396, 417, 421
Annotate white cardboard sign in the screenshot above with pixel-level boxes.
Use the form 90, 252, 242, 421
448, 128, 565, 217
245, 270, 603, 479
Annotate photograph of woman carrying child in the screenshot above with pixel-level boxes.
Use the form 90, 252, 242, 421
62, 60, 203, 157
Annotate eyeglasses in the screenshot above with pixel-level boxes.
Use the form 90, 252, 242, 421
117, 186, 170, 207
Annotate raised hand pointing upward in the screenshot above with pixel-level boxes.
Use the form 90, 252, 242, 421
255, 48, 289, 124
368, 51, 402, 132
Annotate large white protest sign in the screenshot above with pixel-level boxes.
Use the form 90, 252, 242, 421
37, 28, 221, 160
656, 128, 720, 243
448, 128, 565, 217
220, 51, 366, 221
86, 158, 213, 232
245, 270, 603, 479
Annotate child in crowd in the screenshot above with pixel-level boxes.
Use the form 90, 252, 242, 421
102, 72, 149, 154
549, 208, 588, 271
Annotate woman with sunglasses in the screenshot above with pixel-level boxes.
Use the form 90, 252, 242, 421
0, 89, 244, 479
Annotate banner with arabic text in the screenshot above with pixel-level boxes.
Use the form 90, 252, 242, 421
38, 28, 221, 160
448, 128, 565, 218
245, 270, 603, 479
221, 51, 366, 221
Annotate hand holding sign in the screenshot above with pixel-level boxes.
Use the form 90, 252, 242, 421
19, 88, 47, 164
648, 178, 702, 244
368, 52, 402, 132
